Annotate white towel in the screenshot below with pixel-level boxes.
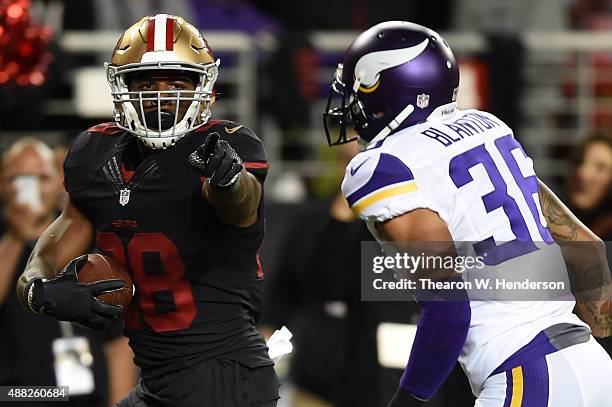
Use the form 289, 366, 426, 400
266, 326, 293, 362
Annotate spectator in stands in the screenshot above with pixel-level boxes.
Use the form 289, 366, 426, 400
566, 133, 612, 240
564, 133, 612, 357
0, 138, 136, 407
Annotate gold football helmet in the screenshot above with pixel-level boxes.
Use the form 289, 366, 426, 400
105, 14, 219, 149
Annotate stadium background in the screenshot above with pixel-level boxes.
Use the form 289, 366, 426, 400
0, 1, 611, 406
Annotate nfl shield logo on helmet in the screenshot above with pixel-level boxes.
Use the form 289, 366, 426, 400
119, 189, 131, 206
416, 93, 430, 109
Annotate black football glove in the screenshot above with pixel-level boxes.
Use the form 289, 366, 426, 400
386, 387, 427, 407
25, 254, 124, 330
188, 132, 243, 189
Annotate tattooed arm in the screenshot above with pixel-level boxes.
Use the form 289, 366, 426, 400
538, 179, 612, 337
537, 180, 596, 242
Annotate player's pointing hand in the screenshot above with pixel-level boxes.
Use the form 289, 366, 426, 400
189, 133, 243, 189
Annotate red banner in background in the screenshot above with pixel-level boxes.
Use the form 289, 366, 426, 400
457, 59, 489, 111
0, 0, 53, 86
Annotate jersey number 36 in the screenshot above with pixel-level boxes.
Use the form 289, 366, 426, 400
449, 134, 554, 265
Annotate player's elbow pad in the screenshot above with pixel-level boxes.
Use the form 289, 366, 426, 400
399, 299, 471, 401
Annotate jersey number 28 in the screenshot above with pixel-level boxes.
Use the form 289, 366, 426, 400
97, 232, 197, 332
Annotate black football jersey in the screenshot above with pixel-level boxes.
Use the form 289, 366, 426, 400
63, 120, 273, 379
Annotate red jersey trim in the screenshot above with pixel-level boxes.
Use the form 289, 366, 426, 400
243, 162, 269, 170
256, 254, 264, 278
195, 119, 230, 133
86, 122, 123, 136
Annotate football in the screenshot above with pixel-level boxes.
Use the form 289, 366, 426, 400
76, 253, 133, 310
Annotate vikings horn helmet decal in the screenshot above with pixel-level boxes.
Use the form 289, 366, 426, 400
323, 21, 460, 147
354, 38, 429, 93
106, 14, 219, 149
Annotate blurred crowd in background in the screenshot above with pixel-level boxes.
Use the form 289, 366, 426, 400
0, 0, 611, 406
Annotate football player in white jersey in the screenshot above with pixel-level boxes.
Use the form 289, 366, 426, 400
324, 21, 612, 407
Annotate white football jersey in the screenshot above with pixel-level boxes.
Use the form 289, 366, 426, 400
341, 108, 588, 395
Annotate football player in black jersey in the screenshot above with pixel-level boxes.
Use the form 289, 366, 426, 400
16, 14, 279, 407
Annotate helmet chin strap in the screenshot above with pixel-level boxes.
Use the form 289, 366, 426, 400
353, 70, 365, 93
352, 70, 415, 149
364, 103, 415, 148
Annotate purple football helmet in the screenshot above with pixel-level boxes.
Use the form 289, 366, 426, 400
323, 21, 459, 147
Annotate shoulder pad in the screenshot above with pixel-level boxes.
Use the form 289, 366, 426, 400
64, 124, 125, 192
342, 150, 422, 220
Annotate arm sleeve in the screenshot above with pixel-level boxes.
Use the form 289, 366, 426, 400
399, 297, 471, 400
